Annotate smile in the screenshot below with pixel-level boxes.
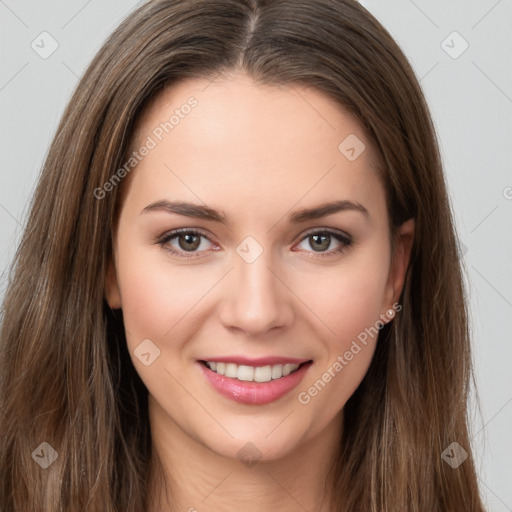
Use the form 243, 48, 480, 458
198, 358, 313, 405
202, 361, 302, 382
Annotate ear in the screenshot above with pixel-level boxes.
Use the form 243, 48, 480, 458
105, 258, 122, 309
382, 218, 415, 309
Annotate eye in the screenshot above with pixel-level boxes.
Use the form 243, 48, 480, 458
156, 229, 217, 258
295, 229, 352, 257
154, 228, 352, 259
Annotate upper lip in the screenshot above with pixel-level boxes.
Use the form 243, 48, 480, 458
199, 356, 312, 366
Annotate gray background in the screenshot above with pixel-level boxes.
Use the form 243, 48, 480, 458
1, 1, 511, 509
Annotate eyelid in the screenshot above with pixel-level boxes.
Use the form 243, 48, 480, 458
292, 227, 352, 257
156, 227, 216, 243
299, 227, 351, 243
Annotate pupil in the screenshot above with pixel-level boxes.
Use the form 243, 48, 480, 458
311, 234, 329, 251
179, 233, 200, 251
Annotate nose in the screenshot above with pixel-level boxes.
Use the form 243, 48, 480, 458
217, 248, 294, 336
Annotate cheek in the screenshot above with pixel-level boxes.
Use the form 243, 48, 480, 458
114, 239, 207, 347
117, 267, 170, 343
290, 253, 389, 413
291, 258, 389, 347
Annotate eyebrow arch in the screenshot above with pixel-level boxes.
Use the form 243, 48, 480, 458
140, 199, 369, 224
141, 200, 228, 224
289, 200, 369, 222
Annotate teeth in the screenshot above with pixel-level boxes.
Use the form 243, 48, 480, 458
225, 363, 237, 378
237, 365, 254, 381
283, 363, 295, 376
271, 364, 283, 379
254, 365, 272, 383
204, 361, 301, 381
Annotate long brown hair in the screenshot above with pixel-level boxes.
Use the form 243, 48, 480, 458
0, 0, 486, 510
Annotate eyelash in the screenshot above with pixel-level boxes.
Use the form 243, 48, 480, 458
154, 228, 352, 259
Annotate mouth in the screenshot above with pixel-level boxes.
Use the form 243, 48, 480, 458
197, 358, 313, 405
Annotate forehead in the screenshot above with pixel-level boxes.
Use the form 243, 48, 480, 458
122, 72, 386, 223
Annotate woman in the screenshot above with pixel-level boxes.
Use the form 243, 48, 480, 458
0, 0, 486, 510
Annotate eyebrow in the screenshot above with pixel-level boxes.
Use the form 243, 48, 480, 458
140, 199, 369, 224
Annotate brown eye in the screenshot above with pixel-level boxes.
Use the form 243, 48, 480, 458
309, 234, 331, 252
295, 229, 352, 257
156, 229, 216, 258
178, 233, 201, 251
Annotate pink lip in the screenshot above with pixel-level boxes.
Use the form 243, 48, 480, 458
199, 356, 309, 366
198, 360, 313, 405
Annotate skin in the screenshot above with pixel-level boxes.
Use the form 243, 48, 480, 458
105, 71, 414, 512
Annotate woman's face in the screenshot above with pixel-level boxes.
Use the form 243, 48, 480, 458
106, 71, 413, 462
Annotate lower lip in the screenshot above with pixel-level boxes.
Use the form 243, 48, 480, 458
198, 361, 312, 405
